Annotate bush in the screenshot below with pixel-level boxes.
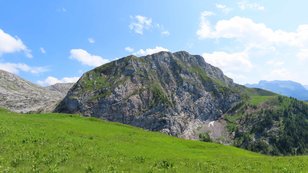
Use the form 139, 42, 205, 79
199, 132, 212, 142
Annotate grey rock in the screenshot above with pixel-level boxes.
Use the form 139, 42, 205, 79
46, 83, 74, 97
56, 51, 243, 140
0, 70, 73, 113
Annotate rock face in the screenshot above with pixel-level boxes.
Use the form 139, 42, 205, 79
46, 83, 74, 97
56, 51, 243, 140
0, 70, 72, 113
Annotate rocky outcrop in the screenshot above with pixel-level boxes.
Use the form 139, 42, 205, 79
0, 70, 72, 113
55, 51, 243, 140
46, 83, 74, 97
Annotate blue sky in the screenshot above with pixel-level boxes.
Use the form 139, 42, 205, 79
1, 0, 308, 86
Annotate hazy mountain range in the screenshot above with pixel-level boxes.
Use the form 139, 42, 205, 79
246, 80, 308, 101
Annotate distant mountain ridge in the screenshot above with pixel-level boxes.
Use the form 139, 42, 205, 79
0, 70, 74, 113
246, 80, 308, 101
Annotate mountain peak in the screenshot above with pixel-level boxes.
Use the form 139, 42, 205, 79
56, 51, 241, 139
55, 52, 308, 155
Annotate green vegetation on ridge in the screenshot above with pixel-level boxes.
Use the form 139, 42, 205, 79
248, 95, 276, 106
0, 109, 307, 172
225, 95, 308, 156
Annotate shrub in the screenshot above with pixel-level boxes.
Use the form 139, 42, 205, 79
199, 132, 212, 142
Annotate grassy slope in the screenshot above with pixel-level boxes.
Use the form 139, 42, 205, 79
0, 109, 307, 173
248, 95, 275, 106
245, 88, 277, 105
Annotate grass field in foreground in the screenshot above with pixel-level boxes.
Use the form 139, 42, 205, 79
0, 109, 307, 173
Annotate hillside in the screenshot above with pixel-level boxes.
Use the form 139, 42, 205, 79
0, 70, 69, 113
0, 109, 307, 172
56, 51, 308, 155
246, 80, 308, 101
225, 95, 308, 155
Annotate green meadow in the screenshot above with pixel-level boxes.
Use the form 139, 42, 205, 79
248, 95, 276, 106
0, 109, 307, 173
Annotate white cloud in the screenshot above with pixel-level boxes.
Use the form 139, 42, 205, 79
226, 72, 248, 83
129, 16, 170, 36
297, 49, 308, 61
216, 4, 232, 14
197, 14, 308, 84
198, 16, 271, 41
70, 49, 109, 67
238, 0, 265, 11
266, 59, 285, 66
37, 76, 79, 86
0, 28, 32, 58
88, 38, 95, 44
40, 47, 46, 54
202, 51, 252, 73
155, 24, 170, 36
57, 7, 67, 12
0, 63, 48, 74
197, 16, 308, 50
263, 68, 293, 81
129, 15, 152, 35
134, 46, 169, 56
125, 46, 134, 53
196, 11, 215, 39
161, 30, 170, 36
202, 51, 254, 84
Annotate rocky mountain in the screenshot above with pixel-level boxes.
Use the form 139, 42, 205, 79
55, 51, 308, 155
46, 83, 74, 97
0, 70, 72, 113
246, 80, 308, 101
56, 51, 243, 140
